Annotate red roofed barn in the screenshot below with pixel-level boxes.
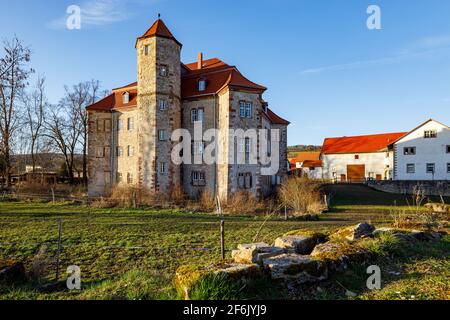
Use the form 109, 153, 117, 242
321, 132, 407, 182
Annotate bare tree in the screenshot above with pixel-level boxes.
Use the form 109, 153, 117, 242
44, 104, 82, 184
23, 76, 46, 173
64, 80, 106, 186
0, 37, 33, 188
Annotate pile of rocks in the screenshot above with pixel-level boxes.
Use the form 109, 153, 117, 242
175, 223, 446, 299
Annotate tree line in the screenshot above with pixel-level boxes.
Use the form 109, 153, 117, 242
0, 37, 108, 188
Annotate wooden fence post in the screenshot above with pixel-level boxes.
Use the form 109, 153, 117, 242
55, 219, 63, 281
220, 220, 225, 260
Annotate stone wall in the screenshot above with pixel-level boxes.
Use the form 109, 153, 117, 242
367, 180, 450, 196
181, 97, 217, 198
87, 111, 113, 196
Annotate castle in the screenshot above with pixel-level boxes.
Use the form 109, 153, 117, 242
86, 18, 289, 200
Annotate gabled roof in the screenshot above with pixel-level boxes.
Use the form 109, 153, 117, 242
388, 118, 450, 146
137, 18, 182, 47
322, 132, 407, 154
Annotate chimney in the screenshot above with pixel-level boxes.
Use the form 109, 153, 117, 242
198, 52, 203, 69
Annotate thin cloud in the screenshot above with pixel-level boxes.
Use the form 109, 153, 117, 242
47, 0, 157, 30
301, 34, 450, 75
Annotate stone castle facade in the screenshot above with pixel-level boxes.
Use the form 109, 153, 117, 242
86, 18, 289, 200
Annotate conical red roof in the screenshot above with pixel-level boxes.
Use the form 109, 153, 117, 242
138, 18, 182, 47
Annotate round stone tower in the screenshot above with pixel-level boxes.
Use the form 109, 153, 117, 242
136, 18, 182, 194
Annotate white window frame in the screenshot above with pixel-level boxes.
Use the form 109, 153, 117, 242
127, 117, 134, 131
122, 92, 130, 104
127, 145, 135, 157
245, 102, 253, 118
406, 164, 415, 174
198, 80, 206, 92
116, 172, 123, 183
426, 163, 435, 174
192, 141, 204, 155
159, 130, 168, 141
158, 99, 168, 111
117, 119, 124, 131
191, 109, 198, 123
159, 162, 167, 175
117, 146, 123, 157
239, 101, 246, 118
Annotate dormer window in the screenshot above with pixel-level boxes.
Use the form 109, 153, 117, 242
122, 92, 130, 104
198, 80, 207, 92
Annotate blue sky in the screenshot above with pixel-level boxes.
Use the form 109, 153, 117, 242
1, 0, 449, 145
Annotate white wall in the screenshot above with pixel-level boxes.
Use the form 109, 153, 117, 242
322, 152, 393, 181
303, 167, 323, 180
394, 120, 450, 181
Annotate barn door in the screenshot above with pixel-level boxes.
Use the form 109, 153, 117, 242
347, 165, 365, 182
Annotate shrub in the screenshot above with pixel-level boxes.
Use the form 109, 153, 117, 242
278, 176, 326, 215
222, 191, 264, 215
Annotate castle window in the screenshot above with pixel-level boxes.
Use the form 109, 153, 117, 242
158, 99, 168, 111
117, 119, 124, 131
159, 65, 168, 77
406, 164, 415, 174
245, 102, 253, 118
159, 130, 168, 141
116, 172, 123, 183
447, 163, 450, 173
424, 130, 437, 138
404, 147, 416, 155
426, 163, 435, 174
198, 80, 206, 92
127, 145, 135, 157
122, 92, 130, 104
239, 101, 246, 118
191, 108, 204, 122
446, 145, 450, 153
116, 146, 123, 157
192, 171, 206, 186
105, 119, 111, 132
192, 141, 204, 155
159, 162, 167, 175
144, 45, 150, 56
127, 173, 134, 184
127, 117, 134, 131
96, 147, 106, 158
238, 173, 252, 189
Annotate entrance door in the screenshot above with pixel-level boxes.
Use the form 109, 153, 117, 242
347, 165, 365, 182
376, 174, 382, 181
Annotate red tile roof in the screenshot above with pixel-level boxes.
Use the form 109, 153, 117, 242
86, 58, 287, 127
322, 132, 407, 154
266, 108, 290, 125
138, 19, 182, 47
87, 89, 137, 112
289, 152, 321, 167
302, 160, 323, 168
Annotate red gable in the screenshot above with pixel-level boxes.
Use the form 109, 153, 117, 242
322, 132, 407, 154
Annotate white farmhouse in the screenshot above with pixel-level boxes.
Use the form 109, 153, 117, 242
321, 132, 407, 182
392, 119, 450, 181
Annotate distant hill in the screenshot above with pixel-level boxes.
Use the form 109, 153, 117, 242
288, 145, 322, 152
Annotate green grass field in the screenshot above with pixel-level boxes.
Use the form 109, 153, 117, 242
0, 185, 448, 300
